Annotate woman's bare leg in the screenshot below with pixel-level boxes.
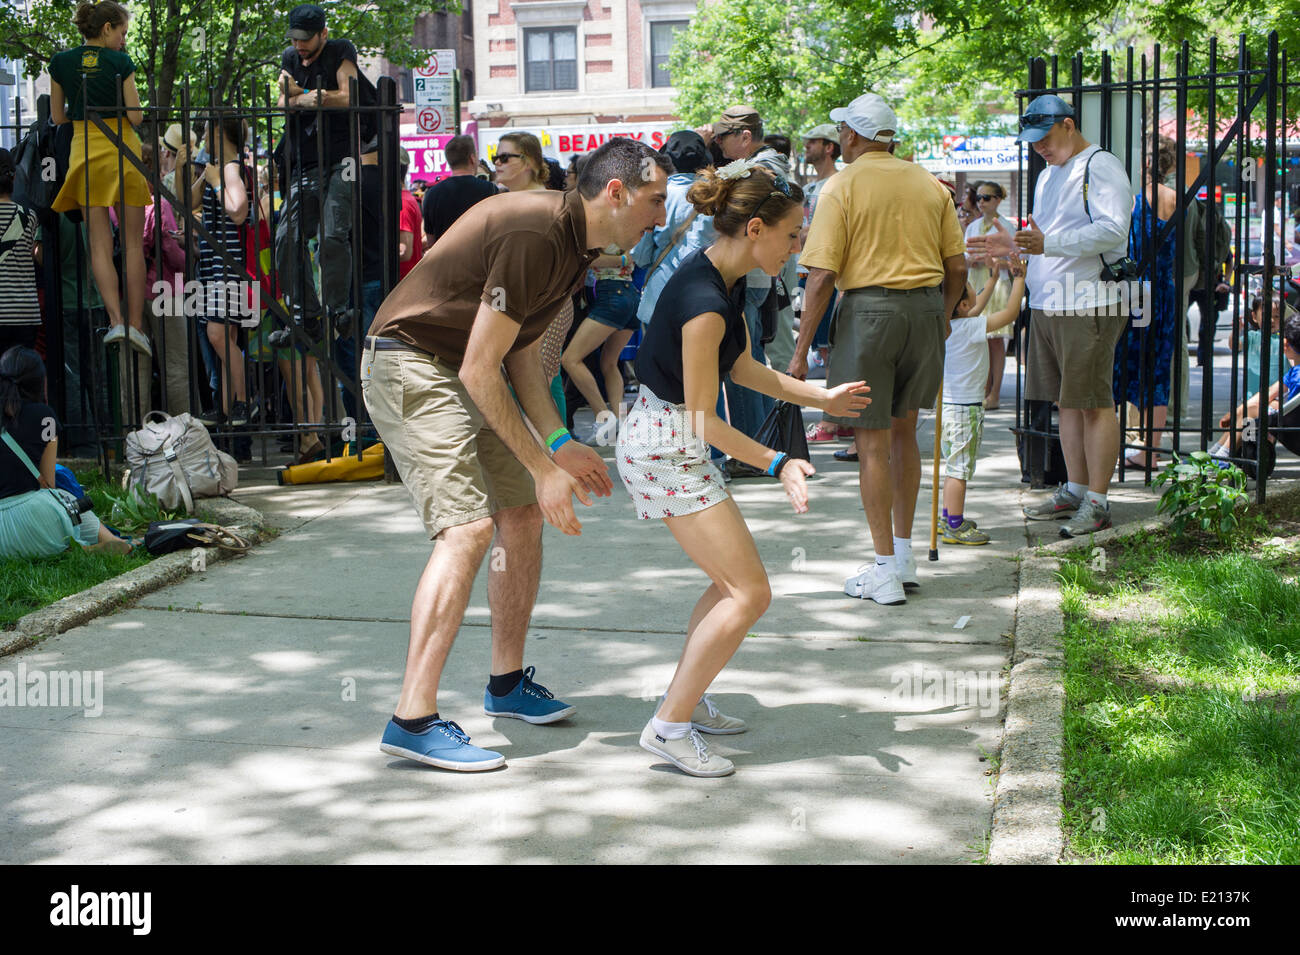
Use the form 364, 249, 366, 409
986, 337, 1006, 407
657, 497, 771, 723
561, 318, 618, 416
119, 204, 147, 333
206, 321, 247, 409
598, 328, 636, 411
83, 206, 123, 327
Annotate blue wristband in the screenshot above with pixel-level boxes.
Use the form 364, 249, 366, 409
550, 433, 572, 453
767, 452, 788, 477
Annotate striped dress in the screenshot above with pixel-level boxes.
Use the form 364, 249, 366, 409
196, 165, 248, 325
0, 202, 40, 332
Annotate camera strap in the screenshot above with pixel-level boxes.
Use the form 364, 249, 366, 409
1, 426, 74, 520
1, 427, 43, 483
1081, 147, 1122, 276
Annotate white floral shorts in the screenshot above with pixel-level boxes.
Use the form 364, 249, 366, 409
616, 385, 729, 520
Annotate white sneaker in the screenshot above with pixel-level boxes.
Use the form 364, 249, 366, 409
844, 563, 907, 605
103, 324, 126, 345
690, 695, 747, 735
896, 551, 919, 590
126, 325, 153, 357
639, 722, 735, 777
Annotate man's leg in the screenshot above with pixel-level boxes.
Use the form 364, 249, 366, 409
855, 426, 894, 555
890, 410, 922, 541
395, 518, 496, 718
273, 174, 323, 319
1080, 405, 1121, 495
1057, 407, 1090, 488
486, 503, 543, 677
319, 163, 355, 314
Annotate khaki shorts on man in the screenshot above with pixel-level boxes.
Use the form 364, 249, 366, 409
361, 345, 536, 539
1024, 307, 1128, 409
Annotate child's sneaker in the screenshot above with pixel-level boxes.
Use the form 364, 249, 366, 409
942, 519, 990, 545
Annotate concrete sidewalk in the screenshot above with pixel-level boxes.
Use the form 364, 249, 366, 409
1, 358, 1270, 864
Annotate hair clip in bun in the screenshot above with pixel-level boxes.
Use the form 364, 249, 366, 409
716, 159, 755, 181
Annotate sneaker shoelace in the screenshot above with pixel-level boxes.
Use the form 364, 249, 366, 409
438, 720, 471, 745
521, 665, 555, 700
700, 695, 720, 719
689, 729, 711, 764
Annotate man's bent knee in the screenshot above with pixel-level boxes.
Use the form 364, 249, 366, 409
491, 502, 543, 536
438, 516, 496, 551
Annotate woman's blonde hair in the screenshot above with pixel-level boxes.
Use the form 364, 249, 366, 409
498, 132, 545, 185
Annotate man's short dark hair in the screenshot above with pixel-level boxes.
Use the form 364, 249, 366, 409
445, 135, 477, 169
576, 137, 672, 199
1284, 313, 1300, 353
764, 134, 791, 157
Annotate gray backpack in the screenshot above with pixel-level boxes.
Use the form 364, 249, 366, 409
123, 411, 238, 514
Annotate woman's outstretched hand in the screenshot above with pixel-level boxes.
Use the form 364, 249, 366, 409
824, 380, 870, 419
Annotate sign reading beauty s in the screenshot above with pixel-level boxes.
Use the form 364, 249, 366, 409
414, 49, 456, 135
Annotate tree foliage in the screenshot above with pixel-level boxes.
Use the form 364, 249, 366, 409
669, 0, 1296, 144
0, 0, 451, 113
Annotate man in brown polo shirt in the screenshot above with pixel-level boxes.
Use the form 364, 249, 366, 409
363, 137, 671, 772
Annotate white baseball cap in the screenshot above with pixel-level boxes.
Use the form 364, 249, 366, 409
829, 93, 898, 143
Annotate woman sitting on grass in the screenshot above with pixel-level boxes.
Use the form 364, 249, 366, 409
0, 346, 130, 558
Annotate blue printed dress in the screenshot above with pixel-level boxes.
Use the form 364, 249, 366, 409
1114, 195, 1177, 409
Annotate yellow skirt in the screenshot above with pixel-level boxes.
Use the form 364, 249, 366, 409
52, 119, 152, 212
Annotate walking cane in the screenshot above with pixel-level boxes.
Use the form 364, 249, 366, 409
929, 382, 944, 562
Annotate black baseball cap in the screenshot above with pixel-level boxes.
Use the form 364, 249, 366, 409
662, 130, 709, 175
288, 4, 327, 41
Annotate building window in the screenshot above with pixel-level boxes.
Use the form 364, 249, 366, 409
649, 20, 687, 88
398, 67, 414, 103
462, 68, 474, 102
524, 28, 577, 92
463, 0, 473, 37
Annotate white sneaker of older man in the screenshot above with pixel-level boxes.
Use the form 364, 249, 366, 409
844, 561, 906, 605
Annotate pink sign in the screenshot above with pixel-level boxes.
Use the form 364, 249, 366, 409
402, 133, 456, 184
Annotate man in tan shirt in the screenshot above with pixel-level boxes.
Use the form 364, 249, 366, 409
793, 93, 967, 606
363, 138, 671, 771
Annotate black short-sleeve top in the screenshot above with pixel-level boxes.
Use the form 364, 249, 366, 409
634, 248, 749, 406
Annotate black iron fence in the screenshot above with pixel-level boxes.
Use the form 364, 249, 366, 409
1014, 31, 1298, 503
4, 70, 404, 472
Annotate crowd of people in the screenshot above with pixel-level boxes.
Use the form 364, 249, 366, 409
4, 2, 1299, 777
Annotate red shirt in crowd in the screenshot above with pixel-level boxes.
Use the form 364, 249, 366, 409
398, 189, 424, 282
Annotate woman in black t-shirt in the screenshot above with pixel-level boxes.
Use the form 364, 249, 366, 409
616, 162, 870, 778
0, 347, 130, 557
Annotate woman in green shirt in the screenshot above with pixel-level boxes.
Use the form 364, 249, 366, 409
48, 1, 153, 358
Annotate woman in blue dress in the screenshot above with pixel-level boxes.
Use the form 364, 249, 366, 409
1114, 138, 1179, 469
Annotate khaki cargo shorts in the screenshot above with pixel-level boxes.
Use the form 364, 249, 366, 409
361, 345, 536, 539
1025, 307, 1128, 409
825, 285, 946, 430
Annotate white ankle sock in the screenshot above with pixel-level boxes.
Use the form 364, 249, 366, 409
1066, 481, 1087, 499
893, 537, 912, 562
652, 716, 691, 740
875, 554, 896, 573
1085, 490, 1108, 508
1210, 442, 1228, 459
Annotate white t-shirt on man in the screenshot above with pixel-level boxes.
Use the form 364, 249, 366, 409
1026, 144, 1133, 313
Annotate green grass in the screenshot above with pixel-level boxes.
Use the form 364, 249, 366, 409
0, 470, 179, 628
1059, 529, 1300, 863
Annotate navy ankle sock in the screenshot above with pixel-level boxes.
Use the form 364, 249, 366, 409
392, 712, 440, 732
488, 670, 524, 697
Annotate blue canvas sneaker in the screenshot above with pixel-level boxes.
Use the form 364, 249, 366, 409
483, 666, 576, 724
379, 718, 505, 772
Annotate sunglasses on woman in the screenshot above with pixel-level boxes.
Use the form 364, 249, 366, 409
492, 152, 521, 165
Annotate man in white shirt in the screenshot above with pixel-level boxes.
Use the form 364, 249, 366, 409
970, 94, 1134, 538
